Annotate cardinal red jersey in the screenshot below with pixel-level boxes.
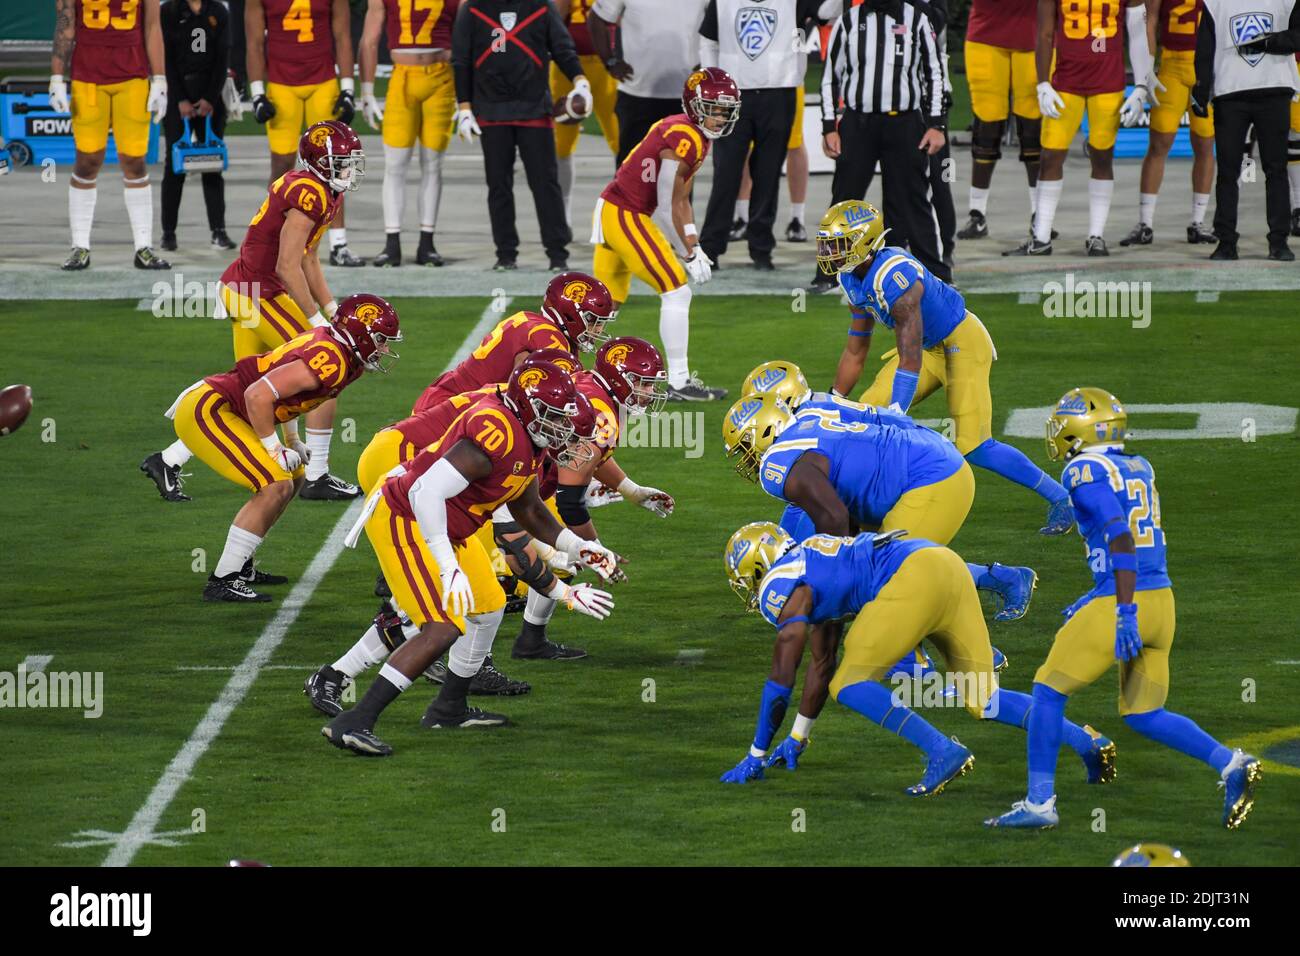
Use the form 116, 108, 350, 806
1050, 0, 1128, 96
966, 0, 1037, 51
411, 311, 574, 414
383, 394, 541, 542
205, 327, 363, 423
573, 371, 620, 467
262, 0, 337, 86
72, 0, 150, 85
222, 170, 342, 298
601, 114, 709, 214
388, 384, 501, 454
566, 0, 598, 56
1158, 0, 1202, 52
537, 455, 559, 500
384, 0, 458, 52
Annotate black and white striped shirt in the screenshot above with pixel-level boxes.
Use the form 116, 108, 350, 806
819, 0, 945, 132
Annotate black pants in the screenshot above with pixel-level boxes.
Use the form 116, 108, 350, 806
481, 123, 571, 263
1211, 92, 1292, 246
614, 92, 681, 166
700, 87, 796, 263
929, 141, 956, 264
828, 109, 949, 282
161, 103, 227, 236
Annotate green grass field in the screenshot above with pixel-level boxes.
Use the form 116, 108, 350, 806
2, 291, 1298, 867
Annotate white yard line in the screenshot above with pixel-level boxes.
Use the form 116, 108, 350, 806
102, 298, 509, 868
20, 654, 53, 673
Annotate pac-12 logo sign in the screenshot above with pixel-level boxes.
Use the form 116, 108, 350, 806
500, 11, 517, 30
1231, 12, 1273, 67
736, 7, 778, 61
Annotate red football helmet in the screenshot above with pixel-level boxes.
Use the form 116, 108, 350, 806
504, 359, 579, 450
541, 272, 617, 353
519, 347, 584, 377
298, 120, 365, 193
682, 67, 741, 140
594, 336, 668, 417
333, 293, 401, 372
555, 391, 598, 470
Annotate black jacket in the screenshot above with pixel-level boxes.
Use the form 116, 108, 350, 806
161, 0, 230, 106
452, 0, 583, 121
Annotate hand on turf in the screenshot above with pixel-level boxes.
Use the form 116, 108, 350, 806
1115, 603, 1142, 661
1119, 85, 1147, 128
765, 735, 808, 771
560, 582, 614, 620
1036, 81, 1064, 120
440, 565, 475, 618
147, 76, 168, 124
720, 753, 766, 784
684, 249, 712, 284
47, 75, 70, 115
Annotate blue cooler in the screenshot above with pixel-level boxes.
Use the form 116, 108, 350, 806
1080, 84, 1194, 159
0, 78, 161, 167
171, 116, 228, 173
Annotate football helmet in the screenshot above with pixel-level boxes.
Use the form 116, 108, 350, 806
541, 272, 617, 353
724, 521, 795, 612
504, 359, 579, 450
1111, 843, 1191, 867
815, 200, 889, 275
555, 390, 598, 470
594, 336, 668, 417
520, 347, 583, 376
682, 67, 741, 140
722, 392, 795, 483
1045, 387, 1127, 461
742, 360, 812, 411
333, 294, 401, 372
299, 120, 365, 193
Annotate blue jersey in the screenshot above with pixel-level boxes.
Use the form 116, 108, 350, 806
1062, 448, 1171, 597
759, 410, 962, 526
802, 394, 917, 429
756, 532, 937, 626
838, 246, 966, 348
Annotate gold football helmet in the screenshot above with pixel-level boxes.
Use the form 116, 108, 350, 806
742, 360, 812, 411
724, 521, 795, 611
722, 392, 795, 482
815, 200, 890, 275
1045, 387, 1127, 461
1111, 843, 1191, 867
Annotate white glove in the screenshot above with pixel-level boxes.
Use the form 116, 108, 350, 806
557, 529, 627, 583
261, 434, 302, 472
684, 249, 713, 284
455, 108, 482, 143
572, 76, 592, 100
147, 75, 168, 124
48, 75, 69, 114
584, 479, 624, 508
557, 581, 615, 620
617, 477, 674, 517
288, 438, 310, 463
221, 74, 245, 119
1146, 70, 1166, 108
439, 564, 475, 617
1036, 81, 1063, 120
547, 550, 578, 575
361, 81, 384, 128
1119, 85, 1147, 128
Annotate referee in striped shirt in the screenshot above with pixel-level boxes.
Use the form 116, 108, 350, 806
811, 0, 949, 290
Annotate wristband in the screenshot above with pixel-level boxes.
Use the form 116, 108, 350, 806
339, 77, 355, 94
323, 299, 339, 318
50, 74, 64, 85
543, 577, 570, 602
1111, 551, 1138, 573
791, 713, 816, 742
890, 368, 920, 412
307, 311, 329, 328
424, 533, 458, 574
362, 81, 376, 98
1116, 602, 1138, 617
150, 74, 167, 89
259, 433, 282, 453
830, 387, 845, 398
615, 476, 641, 498
684, 223, 698, 237
556, 527, 582, 559
250, 80, 266, 97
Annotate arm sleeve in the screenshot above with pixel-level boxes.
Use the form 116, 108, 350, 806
408, 457, 473, 569
1263, 3, 1300, 53
653, 156, 688, 256
1125, 1, 1154, 84
451, 1, 473, 103
699, 0, 719, 40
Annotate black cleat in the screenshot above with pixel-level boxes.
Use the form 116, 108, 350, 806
134, 247, 172, 270
211, 229, 235, 250
304, 665, 348, 717
1029, 215, 1060, 240
1118, 223, 1152, 246
322, 716, 392, 756
666, 375, 727, 402
1187, 222, 1216, 244
203, 572, 271, 603
728, 217, 748, 241
299, 474, 362, 500
139, 451, 191, 501
160, 232, 178, 252
241, 559, 287, 586
493, 258, 517, 271
329, 244, 365, 267
1085, 235, 1110, 257
373, 235, 401, 267
61, 247, 91, 271
1210, 241, 1238, 261
470, 655, 532, 695
548, 256, 569, 273
785, 218, 807, 242
956, 210, 988, 239
1268, 242, 1295, 261
512, 639, 587, 661
809, 274, 838, 293
1002, 237, 1052, 256
751, 256, 774, 271
375, 573, 392, 599
416, 234, 444, 266
420, 702, 509, 729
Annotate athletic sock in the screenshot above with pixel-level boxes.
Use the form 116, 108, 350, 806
1087, 177, 1114, 237
161, 438, 193, 469
965, 438, 1068, 502
790, 201, 806, 221
1191, 192, 1211, 225
969, 185, 990, 215
418, 145, 443, 232
1289, 154, 1300, 208
1028, 183, 1039, 217
557, 153, 574, 225
305, 427, 332, 481
69, 178, 98, 248
381, 144, 412, 233
1139, 192, 1157, 228
1033, 180, 1062, 243
1123, 708, 1234, 773
659, 286, 692, 389
430, 670, 471, 712
352, 667, 407, 724
214, 525, 263, 578
985, 688, 1094, 755
523, 589, 557, 627
332, 624, 390, 679
1027, 682, 1067, 803
734, 198, 749, 221
123, 178, 154, 250
329, 227, 347, 249
836, 679, 950, 756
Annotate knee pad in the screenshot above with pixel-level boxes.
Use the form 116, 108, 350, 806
448, 607, 504, 676
970, 118, 1003, 165
374, 607, 410, 652
1015, 115, 1041, 165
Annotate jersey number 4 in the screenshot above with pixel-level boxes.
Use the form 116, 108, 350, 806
283, 0, 316, 43
1125, 478, 1162, 548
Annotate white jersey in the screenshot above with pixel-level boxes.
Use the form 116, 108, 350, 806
591, 0, 710, 99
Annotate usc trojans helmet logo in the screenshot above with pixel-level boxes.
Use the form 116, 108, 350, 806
354, 302, 383, 325
686, 71, 705, 90
517, 367, 546, 390
561, 279, 592, 303
308, 126, 332, 147
604, 343, 632, 367
549, 355, 580, 373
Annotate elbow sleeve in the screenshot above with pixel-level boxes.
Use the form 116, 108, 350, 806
556, 482, 591, 526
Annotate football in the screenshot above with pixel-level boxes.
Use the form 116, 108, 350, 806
0, 383, 32, 436
553, 90, 590, 125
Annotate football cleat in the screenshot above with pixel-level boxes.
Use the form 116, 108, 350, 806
211, 229, 235, 250
548, 256, 569, 273
61, 247, 91, 271
728, 217, 748, 241
992, 646, 1009, 672
1002, 236, 1052, 256
1187, 221, 1217, 244
982, 564, 1037, 622
906, 737, 974, 797
304, 665, 348, 717
203, 572, 271, 603
984, 795, 1059, 829
1085, 235, 1109, 257
808, 274, 839, 293
241, 559, 287, 586
423, 659, 448, 684
785, 218, 807, 242
139, 451, 191, 502
419, 702, 509, 729
512, 639, 587, 661
1119, 223, 1153, 247
1219, 750, 1262, 829
329, 244, 365, 267
493, 259, 517, 271
299, 474, 362, 500
956, 210, 988, 239
1040, 496, 1076, 535
372, 235, 401, 267
1210, 241, 1238, 260
374, 573, 392, 599
470, 655, 532, 695
751, 256, 774, 271
159, 232, 178, 252
415, 235, 444, 266
1082, 725, 1117, 784
666, 375, 728, 402
1267, 242, 1295, 262
321, 718, 392, 756
133, 247, 172, 270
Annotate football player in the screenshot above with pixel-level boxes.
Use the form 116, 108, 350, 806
1118, 0, 1217, 247
163, 295, 400, 602
321, 362, 623, 756
719, 524, 1116, 792
411, 272, 616, 415
141, 121, 367, 503
591, 67, 740, 402
553, 0, 619, 224
816, 200, 1075, 535
723, 393, 1038, 622
50, 0, 171, 271
986, 389, 1261, 830
358, 0, 458, 267
246, 0, 363, 265
958, 0, 1043, 240
1005, 0, 1154, 256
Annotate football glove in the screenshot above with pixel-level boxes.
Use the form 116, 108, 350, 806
1190, 87, 1210, 118
684, 249, 712, 284
617, 478, 674, 517
47, 75, 70, 115
557, 582, 614, 620
720, 753, 766, 784
456, 108, 482, 143
439, 565, 475, 618
1036, 81, 1064, 120
360, 81, 384, 128
147, 75, 168, 124
260, 436, 302, 473
1145, 70, 1166, 107
558, 531, 627, 583
252, 94, 276, 124
765, 735, 808, 771
288, 437, 310, 464
335, 85, 356, 125
584, 479, 624, 508
1119, 85, 1147, 127
1115, 603, 1142, 661
221, 73, 246, 120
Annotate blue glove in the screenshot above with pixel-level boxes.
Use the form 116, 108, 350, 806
720, 753, 767, 784
765, 735, 808, 770
1115, 603, 1142, 661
